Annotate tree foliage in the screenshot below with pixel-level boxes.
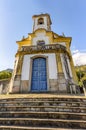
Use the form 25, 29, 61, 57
76, 71, 85, 81
75, 65, 86, 87
0, 71, 12, 80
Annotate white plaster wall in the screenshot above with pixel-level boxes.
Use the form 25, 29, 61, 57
21, 56, 30, 80
47, 54, 57, 79
33, 16, 47, 32
59, 42, 66, 47
21, 53, 57, 80
32, 32, 49, 45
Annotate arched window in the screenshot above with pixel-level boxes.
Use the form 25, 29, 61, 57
38, 18, 44, 25
37, 40, 45, 46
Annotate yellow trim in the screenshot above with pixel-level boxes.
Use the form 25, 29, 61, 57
16, 30, 71, 48
70, 57, 78, 83
56, 53, 63, 73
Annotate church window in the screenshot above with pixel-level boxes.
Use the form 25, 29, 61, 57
37, 40, 45, 46
38, 18, 44, 25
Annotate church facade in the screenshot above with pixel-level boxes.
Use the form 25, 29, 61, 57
9, 14, 78, 94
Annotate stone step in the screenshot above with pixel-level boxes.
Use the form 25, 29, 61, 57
0, 97, 86, 102
0, 118, 86, 129
0, 126, 83, 130
0, 105, 86, 113
0, 100, 86, 107
0, 111, 86, 120
0, 94, 86, 129
0, 100, 85, 103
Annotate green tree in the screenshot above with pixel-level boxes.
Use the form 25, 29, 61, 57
0, 71, 12, 80
76, 71, 85, 81
75, 65, 86, 88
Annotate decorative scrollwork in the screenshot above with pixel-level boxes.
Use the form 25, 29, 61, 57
18, 44, 66, 53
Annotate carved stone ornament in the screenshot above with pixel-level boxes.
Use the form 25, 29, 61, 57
18, 44, 66, 53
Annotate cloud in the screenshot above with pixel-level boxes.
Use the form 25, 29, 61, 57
72, 50, 86, 66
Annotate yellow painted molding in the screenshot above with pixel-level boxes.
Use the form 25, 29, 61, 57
56, 53, 63, 73
16, 29, 72, 49
70, 58, 78, 83
54, 37, 71, 44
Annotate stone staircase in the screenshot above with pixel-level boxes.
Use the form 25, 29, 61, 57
0, 94, 86, 130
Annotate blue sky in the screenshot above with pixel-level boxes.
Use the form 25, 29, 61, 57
0, 0, 86, 70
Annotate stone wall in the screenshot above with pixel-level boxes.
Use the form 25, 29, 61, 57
21, 79, 58, 93
0, 79, 10, 94
21, 80, 29, 93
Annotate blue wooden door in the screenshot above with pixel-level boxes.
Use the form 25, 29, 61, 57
31, 58, 47, 92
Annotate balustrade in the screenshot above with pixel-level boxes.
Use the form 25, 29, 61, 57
18, 44, 66, 53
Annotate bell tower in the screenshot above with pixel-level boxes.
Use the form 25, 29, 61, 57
32, 13, 52, 32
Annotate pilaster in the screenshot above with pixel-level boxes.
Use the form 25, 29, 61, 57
56, 53, 67, 93
70, 57, 78, 84
10, 54, 24, 93
56, 53, 63, 73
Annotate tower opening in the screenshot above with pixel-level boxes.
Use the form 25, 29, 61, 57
38, 18, 44, 25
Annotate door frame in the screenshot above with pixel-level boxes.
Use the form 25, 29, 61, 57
28, 55, 49, 92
